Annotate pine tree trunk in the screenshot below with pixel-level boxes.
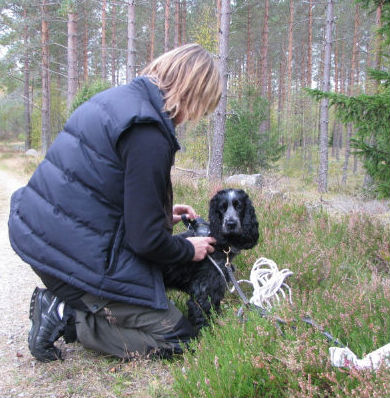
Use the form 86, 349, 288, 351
102, 0, 107, 79
259, 0, 269, 134
334, 25, 339, 93
83, 6, 88, 83
67, 11, 78, 111
318, 0, 333, 193
342, 5, 359, 185
41, 0, 51, 154
286, 0, 294, 114
374, 4, 383, 72
208, 0, 230, 181
259, 0, 269, 97
174, 0, 180, 48
111, 2, 117, 85
127, 1, 136, 83
331, 25, 339, 159
164, 0, 170, 52
340, 41, 345, 94
285, 0, 294, 158
181, 0, 186, 44
150, 0, 156, 61
307, 0, 312, 87
216, 0, 221, 48
364, 3, 383, 189
23, 7, 32, 151
277, 60, 285, 136
246, 4, 254, 79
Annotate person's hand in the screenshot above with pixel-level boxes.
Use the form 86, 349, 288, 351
172, 204, 198, 225
186, 237, 216, 261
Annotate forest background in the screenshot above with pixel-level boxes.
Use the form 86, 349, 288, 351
1, 1, 390, 397
0, 0, 389, 198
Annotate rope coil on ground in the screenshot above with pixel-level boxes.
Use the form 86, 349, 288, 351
235, 257, 293, 310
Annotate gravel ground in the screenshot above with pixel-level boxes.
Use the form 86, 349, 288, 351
0, 169, 43, 397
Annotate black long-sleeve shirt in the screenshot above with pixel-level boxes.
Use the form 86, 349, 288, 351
117, 123, 195, 267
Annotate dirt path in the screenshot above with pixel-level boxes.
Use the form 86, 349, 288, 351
0, 170, 43, 396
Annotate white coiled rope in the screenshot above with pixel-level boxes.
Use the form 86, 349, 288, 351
235, 257, 294, 310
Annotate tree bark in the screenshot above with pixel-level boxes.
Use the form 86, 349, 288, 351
259, 0, 269, 97
82, 5, 88, 83
208, 0, 230, 181
374, 4, 382, 71
164, 0, 170, 52
102, 0, 107, 79
111, 1, 117, 85
23, 7, 32, 150
174, 0, 180, 48
216, 0, 221, 48
41, 0, 51, 154
286, 0, 294, 114
259, 0, 270, 134
127, 0, 136, 83
342, 5, 359, 185
150, 0, 156, 61
277, 59, 285, 136
246, 3, 254, 79
67, 11, 78, 111
181, 0, 186, 44
307, 0, 313, 87
318, 0, 334, 193
364, 3, 382, 188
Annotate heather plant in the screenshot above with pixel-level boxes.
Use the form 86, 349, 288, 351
170, 181, 390, 398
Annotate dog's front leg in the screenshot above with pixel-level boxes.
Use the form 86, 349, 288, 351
187, 284, 225, 335
187, 294, 211, 335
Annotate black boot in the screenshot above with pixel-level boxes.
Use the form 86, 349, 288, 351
28, 287, 69, 362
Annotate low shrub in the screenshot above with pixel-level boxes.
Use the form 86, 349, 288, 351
170, 183, 390, 398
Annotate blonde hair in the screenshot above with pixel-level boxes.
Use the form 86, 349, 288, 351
141, 44, 222, 124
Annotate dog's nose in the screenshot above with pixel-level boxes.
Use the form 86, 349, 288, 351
225, 220, 237, 230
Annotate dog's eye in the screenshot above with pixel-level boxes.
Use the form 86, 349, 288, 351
220, 202, 228, 212
233, 200, 242, 210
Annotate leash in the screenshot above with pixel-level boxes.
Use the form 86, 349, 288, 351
181, 216, 344, 349
207, 248, 250, 306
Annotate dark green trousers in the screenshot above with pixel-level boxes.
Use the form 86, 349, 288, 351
75, 293, 195, 359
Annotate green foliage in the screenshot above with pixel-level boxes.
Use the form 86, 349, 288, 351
0, 94, 24, 138
170, 183, 390, 398
188, 3, 217, 53
69, 79, 111, 115
176, 119, 211, 169
224, 87, 284, 173
305, 70, 390, 197
30, 82, 67, 149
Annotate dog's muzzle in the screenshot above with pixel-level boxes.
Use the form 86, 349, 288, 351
222, 217, 241, 234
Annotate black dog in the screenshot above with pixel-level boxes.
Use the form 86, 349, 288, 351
163, 189, 259, 334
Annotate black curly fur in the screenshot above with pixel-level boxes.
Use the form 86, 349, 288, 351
163, 189, 259, 334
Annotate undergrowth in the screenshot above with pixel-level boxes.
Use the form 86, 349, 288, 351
169, 179, 390, 398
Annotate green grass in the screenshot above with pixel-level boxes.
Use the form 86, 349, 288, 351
168, 179, 390, 398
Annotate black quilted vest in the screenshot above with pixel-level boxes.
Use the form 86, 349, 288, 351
8, 77, 179, 309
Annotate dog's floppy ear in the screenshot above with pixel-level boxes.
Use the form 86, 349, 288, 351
241, 193, 259, 249
208, 190, 227, 246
